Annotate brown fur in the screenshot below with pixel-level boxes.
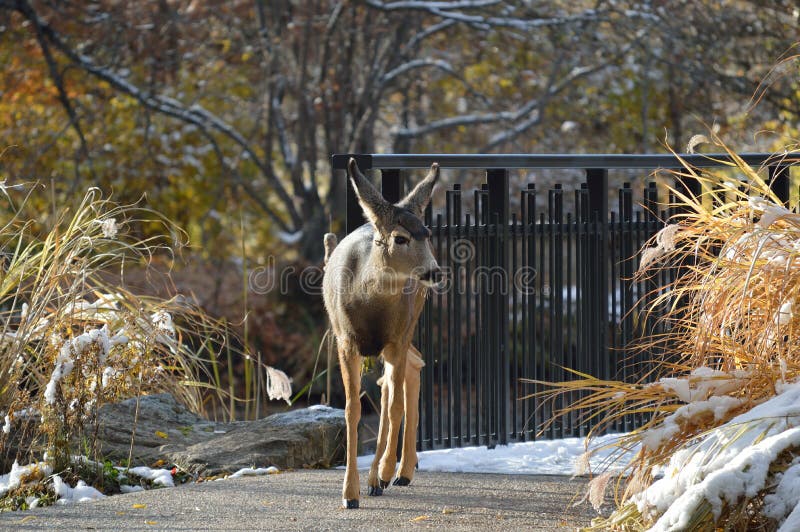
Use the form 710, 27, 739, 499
322, 159, 439, 508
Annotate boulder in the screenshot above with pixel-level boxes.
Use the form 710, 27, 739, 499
172, 406, 346, 475
96, 393, 233, 466
97, 394, 346, 475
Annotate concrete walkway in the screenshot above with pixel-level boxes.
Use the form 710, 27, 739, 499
0, 470, 602, 531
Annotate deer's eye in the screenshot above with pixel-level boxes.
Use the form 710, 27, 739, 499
394, 235, 409, 246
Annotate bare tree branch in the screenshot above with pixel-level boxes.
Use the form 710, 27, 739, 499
365, 0, 607, 31
11, 0, 304, 231
381, 58, 457, 84
15, 0, 94, 180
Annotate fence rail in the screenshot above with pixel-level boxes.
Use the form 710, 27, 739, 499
331, 153, 799, 450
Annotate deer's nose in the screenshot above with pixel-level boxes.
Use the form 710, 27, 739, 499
420, 267, 443, 284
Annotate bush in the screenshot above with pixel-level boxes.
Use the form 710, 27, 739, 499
0, 185, 291, 507
529, 140, 800, 530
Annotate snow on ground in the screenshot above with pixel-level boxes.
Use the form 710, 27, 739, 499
52, 475, 105, 504
125, 466, 175, 487
227, 466, 280, 479
354, 432, 638, 475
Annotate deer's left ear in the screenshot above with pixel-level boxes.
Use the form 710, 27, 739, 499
397, 162, 439, 217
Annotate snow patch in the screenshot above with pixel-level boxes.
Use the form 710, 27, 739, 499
227, 466, 279, 478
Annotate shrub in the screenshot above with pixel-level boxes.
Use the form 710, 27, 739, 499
528, 140, 800, 530
0, 185, 291, 506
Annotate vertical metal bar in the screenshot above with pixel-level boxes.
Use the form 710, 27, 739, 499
770, 165, 790, 206
476, 187, 485, 445
423, 202, 434, 449
486, 168, 510, 445
465, 210, 473, 444
445, 190, 453, 447
381, 168, 402, 203
436, 212, 444, 446
526, 184, 537, 440
586, 169, 609, 413
574, 188, 584, 434
550, 185, 566, 437
453, 184, 463, 446
609, 208, 618, 434
575, 186, 587, 434
481, 187, 490, 446
538, 211, 548, 438
511, 211, 519, 439
520, 188, 528, 441
565, 211, 575, 435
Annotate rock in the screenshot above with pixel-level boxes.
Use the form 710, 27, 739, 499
96, 393, 233, 465
172, 405, 346, 475
96, 394, 346, 476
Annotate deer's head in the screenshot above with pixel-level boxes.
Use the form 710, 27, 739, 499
348, 158, 441, 285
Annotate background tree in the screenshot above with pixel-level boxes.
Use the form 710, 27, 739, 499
1, 0, 798, 389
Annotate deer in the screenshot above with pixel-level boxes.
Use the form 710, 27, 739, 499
322, 158, 440, 509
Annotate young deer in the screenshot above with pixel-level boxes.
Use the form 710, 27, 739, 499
323, 158, 440, 509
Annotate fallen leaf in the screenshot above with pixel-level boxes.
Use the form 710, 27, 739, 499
155, 430, 168, 439
132, 503, 147, 509
442, 507, 457, 514
116, 512, 126, 516
410, 515, 429, 522
16, 516, 37, 524
145, 521, 158, 525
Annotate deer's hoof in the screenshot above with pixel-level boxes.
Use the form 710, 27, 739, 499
342, 498, 359, 509
393, 476, 411, 486
379, 479, 390, 489
368, 485, 383, 496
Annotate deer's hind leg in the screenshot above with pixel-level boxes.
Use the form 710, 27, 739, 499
367, 373, 390, 496
395, 345, 424, 485
338, 342, 362, 509
376, 342, 408, 486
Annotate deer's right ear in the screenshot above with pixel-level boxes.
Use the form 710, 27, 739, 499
348, 158, 392, 233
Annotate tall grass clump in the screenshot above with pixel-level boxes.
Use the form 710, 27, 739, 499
0, 185, 291, 508
528, 138, 800, 530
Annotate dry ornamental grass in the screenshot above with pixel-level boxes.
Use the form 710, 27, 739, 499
527, 138, 800, 530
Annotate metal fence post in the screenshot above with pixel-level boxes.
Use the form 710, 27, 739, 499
769, 165, 790, 206
586, 169, 609, 381
381, 168, 402, 204
486, 168, 509, 445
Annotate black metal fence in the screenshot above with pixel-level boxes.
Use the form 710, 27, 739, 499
331, 153, 797, 450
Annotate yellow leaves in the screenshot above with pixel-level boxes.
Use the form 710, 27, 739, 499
218, 39, 231, 54
155, 430, 169, 439
409, 515, 429, 522
132, 503, 147, 509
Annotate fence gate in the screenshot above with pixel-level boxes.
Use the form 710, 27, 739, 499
331, 153, 794, 450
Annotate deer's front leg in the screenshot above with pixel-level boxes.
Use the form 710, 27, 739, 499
339, 346, 362, 509
367, 373, 389, 496
378, 343, 407, 485
395, 345, 424, 485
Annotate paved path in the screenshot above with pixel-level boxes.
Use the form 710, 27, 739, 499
0, 470, 601, 531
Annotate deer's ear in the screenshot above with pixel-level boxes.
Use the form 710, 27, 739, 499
348, 158, 392, 233
397, 162, 439, 217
